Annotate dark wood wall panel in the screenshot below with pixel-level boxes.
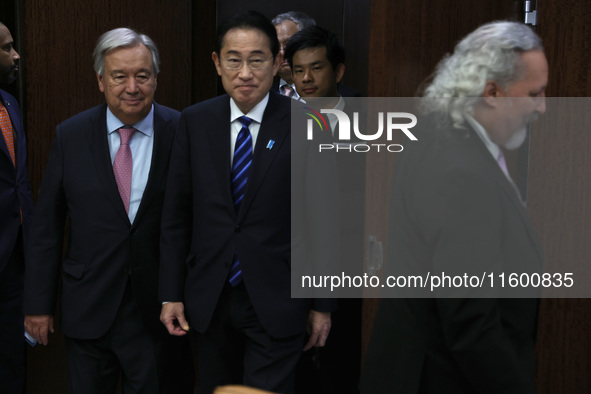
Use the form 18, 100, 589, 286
528, 99, 591, 392
537, 0, 591, 97
527, 1, 591, 392
367, 0, 520, 97
191, 0, 217, 104
342, 0, 369, 96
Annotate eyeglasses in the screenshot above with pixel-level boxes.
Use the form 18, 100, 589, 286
222, 57, 271, 70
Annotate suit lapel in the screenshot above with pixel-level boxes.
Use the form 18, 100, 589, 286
87, 104, 131, 224
206, 97, 234, 211
238, 93, 290, 221
496, 170, 544, 261
134, 104, 174, 221
467, 128, 544, 261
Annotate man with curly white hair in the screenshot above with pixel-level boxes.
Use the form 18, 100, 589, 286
361, 21, 547, 393
421, 21, 547, 150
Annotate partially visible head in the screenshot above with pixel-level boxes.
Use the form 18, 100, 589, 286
272, 11, 316, 32
94, 28, 159, 125
212, 10, 281, 114
272, 11, 316, 83
284, 26, 345, 100
421, 21, 547, 145
0, 22, 20, 85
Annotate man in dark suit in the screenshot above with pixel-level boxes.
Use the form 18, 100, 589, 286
360, 21, 547, 393
285, 25, 364, 394
159, 10, 338, 394
23, 28, 193, 393
0, 21, 34, 394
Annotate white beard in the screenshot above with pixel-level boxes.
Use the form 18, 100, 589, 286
503, 127, 528, 150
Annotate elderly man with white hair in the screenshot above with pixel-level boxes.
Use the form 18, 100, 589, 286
24, 27, 194, 393
361, 21, 547, 394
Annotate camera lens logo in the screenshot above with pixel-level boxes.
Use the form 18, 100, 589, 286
304, 107, 329, 134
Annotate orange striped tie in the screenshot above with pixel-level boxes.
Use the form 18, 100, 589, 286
0, 102, 16, 167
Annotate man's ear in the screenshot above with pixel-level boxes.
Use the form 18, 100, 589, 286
97, 73, 105, 93
482, 80, 503, 107
212, 52, 222, 76
335, 63, 345, 84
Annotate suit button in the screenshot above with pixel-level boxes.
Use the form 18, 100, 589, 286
235, 226, 240, 233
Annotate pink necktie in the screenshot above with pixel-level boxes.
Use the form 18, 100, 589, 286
0, 102, 16, 167
281, 84, 294, 98
497, 149, 509, 177
113, 127, 135, 213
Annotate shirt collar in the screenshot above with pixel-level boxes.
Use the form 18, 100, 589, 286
334, 95, 345, 111
326, 95, 345, 133
230, 93, 269, 124
279, 78, 292, 88
464, 113, 500, 161
279, 78, 301, 99
106, 104, 154, 137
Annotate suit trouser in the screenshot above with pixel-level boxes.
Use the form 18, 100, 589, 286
194, 281, 305, 394
65, 281, 194, 394
0, 229, 25, 394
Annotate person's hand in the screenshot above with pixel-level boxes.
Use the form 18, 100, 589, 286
24, 315, 54, 346
303, 310, 331, 351
160, 302, 190, 336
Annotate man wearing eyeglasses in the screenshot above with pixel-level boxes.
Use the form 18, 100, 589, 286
159, 10, 338, 394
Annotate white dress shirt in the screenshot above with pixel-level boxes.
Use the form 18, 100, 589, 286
229, 94, 269, 162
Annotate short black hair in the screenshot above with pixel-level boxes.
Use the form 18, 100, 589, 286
215, 10, 280, 58
284, 26, 345, 71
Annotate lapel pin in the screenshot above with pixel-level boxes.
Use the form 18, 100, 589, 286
266, 140, 275, 150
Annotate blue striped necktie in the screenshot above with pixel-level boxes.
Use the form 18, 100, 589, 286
229, 116, 253, 286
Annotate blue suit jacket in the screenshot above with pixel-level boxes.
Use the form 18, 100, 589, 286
0, 89, 33, 272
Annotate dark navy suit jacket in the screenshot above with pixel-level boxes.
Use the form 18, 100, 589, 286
0, 89, 33, 273
160, 92, 339, 339
361, 115, 542, 393
24, 103, 179, 339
